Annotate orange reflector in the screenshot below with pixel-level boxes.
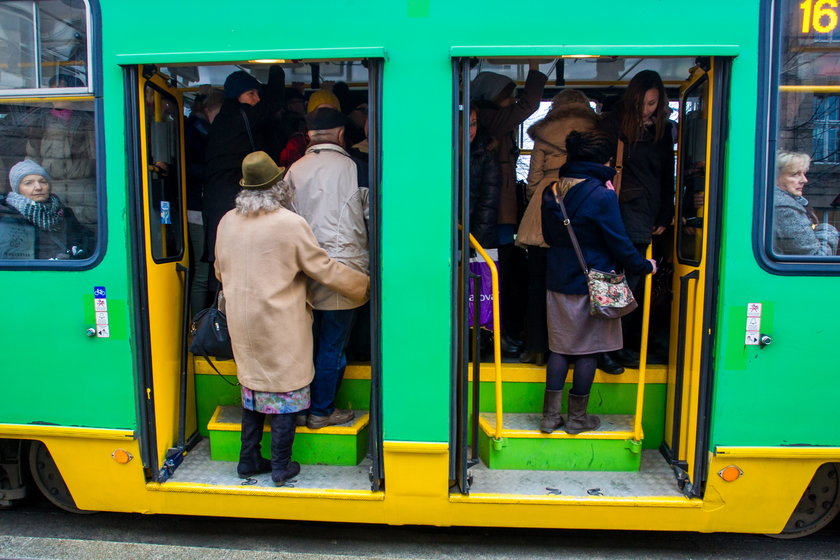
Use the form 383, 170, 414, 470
112, 448, 133, 464
718, 465, 743, 482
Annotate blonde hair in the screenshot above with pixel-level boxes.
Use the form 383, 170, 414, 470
776, 150, 811, 174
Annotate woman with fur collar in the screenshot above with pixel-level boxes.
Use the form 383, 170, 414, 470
517, 90, 598, 366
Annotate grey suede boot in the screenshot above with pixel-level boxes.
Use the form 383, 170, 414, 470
564, 392, 601, 435
540, 390, 564, 433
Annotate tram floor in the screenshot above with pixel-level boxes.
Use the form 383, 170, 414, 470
167, 439, 372, 490
465, 451, 684, 497
168, 441, 682, 498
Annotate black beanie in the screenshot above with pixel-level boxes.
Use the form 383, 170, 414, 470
305, 107, 349, 131
224, 70, 261, 100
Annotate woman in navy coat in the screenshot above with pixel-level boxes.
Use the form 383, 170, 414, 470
540, 130, 656, 435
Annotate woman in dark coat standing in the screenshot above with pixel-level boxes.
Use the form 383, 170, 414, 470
468, 107, 500, 248
540, 130, 656, 435
202, 70, 268, 302
472, 61, 547, 349
598, 70, 674, 366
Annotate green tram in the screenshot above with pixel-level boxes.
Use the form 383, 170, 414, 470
1, 0, 839, 537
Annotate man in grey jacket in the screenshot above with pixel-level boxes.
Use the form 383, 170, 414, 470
287, 107, 370, 429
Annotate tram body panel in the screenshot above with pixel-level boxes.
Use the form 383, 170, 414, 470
1, 0, 837, 535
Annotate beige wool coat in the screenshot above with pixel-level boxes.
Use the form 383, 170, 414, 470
215, 207, 369, 393
517, 103, 598, 247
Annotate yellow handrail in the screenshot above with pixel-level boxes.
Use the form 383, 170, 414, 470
633, 245, 654, 441
468, 233, 504, 440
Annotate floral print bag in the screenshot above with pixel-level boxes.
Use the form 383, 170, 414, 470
556, 187, 638, 319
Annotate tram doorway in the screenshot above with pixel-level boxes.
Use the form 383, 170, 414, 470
451, 56, 729, 497
127, 60, 384, 490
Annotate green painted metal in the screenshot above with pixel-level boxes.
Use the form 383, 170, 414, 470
195, 376, 371, 437
478, 432, 642, 472
6, 0, 832, 458
473, 382, 666, 450
208, 426, 369, 466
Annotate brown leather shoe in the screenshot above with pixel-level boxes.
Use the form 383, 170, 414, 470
306, 409, 354, 429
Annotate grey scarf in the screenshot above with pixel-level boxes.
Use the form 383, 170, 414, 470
5, 192, 64, 231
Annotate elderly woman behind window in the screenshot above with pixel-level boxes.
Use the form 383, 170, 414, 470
773, 151, 839, 256
0, 160, 92, 259
214, 151, 369, 486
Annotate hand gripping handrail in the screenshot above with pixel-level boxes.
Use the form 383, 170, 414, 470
633, 245, 654, 442
468, 234, 504, 440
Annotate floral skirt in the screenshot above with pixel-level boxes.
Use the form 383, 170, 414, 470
546, 291, 622, 355
241, 385, 310, 414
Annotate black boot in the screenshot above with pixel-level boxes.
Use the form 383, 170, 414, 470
565, 392, 601, 435
237, 408, 271, 477
611, 348, 640, 369
597, 352, 624, 375
270, 412, 301, 486
539, 390, 564, 433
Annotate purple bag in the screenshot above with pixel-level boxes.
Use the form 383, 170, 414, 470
468, 260, 496, 329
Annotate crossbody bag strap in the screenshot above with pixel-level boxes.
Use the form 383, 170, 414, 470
240, 107, 256, 151
614, 138, 625, 197
554, 183, 589, 278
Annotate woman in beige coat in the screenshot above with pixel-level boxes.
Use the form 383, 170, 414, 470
516, 90, 598, 366
214, 151, 369, 486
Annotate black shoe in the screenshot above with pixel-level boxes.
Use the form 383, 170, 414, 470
597, 352, 624, 375
500, 334, 524, 357
272, 461, 301, 486
612, 348, 640, 369
237, 457, 271, 478
519, 350, 545, 366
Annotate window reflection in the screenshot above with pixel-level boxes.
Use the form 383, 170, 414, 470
772, 0, 840, 257
0, 98, 96, 260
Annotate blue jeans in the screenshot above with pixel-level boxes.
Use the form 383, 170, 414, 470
310, 309, 358, 417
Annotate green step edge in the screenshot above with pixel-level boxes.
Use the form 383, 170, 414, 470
478, 431, 643, 472
207, 406, 370, 466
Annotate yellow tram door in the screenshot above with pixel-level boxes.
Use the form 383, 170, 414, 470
663, 58, 718, 488
135, 68, 196, 474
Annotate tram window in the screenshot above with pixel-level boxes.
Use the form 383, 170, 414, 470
144, 84, 184, 262
677, 78, 708, 264
0, 97, 97, 260
766, 0, 840, 260
0, 0, 90, 92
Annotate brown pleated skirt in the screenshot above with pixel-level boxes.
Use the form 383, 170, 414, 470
546, 291, 622, 355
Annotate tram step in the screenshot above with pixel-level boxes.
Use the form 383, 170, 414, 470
477, 412, 642, 472
207, 405, 369, 466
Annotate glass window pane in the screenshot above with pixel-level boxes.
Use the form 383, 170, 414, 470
772, 0, 840, 258
38, 0, 88, 88
677, 79, 708, 264
144, 84, 184, 262
0, 0, 88, 91
0, 2, 36, 89
0, 98, 97, 260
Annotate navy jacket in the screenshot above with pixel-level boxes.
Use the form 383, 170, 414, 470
541, 161, 653, 295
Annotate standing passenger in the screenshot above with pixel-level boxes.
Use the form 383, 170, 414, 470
516, 89, 598, 368
598, 70, 674, 368
203, 70, 266, 304
286, 107, 370, 430
215, 151, 369, 486
540, 131, 656, 434
471, 61, 547, 353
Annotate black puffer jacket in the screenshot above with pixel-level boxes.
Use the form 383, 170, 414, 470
599, 112, 675, 245
202, 99, 267, 261
469, 134, 501, 248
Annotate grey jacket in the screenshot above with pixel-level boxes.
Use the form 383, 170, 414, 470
773, 187, 838, 256
287, 142, 369, 310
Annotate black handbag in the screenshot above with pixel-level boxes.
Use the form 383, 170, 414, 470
189, 292, 233, 361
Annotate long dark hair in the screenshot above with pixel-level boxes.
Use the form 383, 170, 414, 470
617, 70, 669, 143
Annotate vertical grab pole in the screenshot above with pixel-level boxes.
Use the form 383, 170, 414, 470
633, 245, 654, 441
469, 234, 503, 441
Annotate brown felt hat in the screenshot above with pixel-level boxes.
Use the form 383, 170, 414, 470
239, 151, 286, 189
